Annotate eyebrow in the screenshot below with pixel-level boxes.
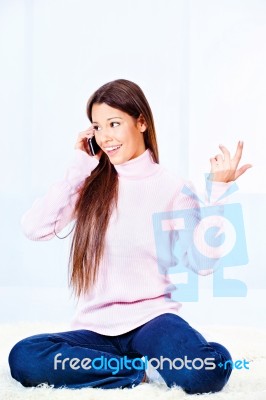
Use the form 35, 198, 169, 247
92, 117, 123, 124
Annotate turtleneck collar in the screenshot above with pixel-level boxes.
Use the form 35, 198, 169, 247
113, 148, 162, 179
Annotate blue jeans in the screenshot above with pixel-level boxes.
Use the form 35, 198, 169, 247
8, 313, 232, 394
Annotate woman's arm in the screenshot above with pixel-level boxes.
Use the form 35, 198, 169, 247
154, 141, 252, 277
171, 141, 252, 275
21, 149, 99, 240
21, 126, 102, 241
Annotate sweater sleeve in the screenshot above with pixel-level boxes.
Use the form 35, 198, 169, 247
170, 177, 238, 276
21, 149, 99, 241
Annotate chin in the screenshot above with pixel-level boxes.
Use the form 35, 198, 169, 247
109, 157, 127, 165
107, 151, 130, 165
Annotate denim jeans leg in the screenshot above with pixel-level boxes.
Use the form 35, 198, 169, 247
128, 313, 233, 395
8, 329, 144, 389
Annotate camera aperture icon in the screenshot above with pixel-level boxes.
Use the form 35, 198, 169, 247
194, 215, 236, 259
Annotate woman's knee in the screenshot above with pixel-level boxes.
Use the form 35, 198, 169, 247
209, 341, 233, 364
8, 334, 49, 386
209, 341, 233, 387
181, 341, 233, 395
9, 337, 31, 385
181, 371, 228, 395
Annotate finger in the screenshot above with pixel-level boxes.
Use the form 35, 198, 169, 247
210, 157, 221, 171
234, 164, 253, 180
213, 154, 224, 171
214, 154, 224, 162
80, 126, 95, 136
86, 131, 95, 139
88, 125, 96, 133
81, 129, 95, 139
232, 140, 244, 167
218, 144, 231, 165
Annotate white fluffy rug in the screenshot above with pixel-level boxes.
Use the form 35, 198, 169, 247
1, 321, 266, 400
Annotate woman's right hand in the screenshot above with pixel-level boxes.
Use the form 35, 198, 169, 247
74, 126, 102, 161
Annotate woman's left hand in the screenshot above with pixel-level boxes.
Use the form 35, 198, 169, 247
209, 141, 252, 183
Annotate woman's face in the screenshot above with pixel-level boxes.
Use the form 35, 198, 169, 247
91, 103, 147, 165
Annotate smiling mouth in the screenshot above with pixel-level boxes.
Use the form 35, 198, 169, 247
104, 145, 122, 155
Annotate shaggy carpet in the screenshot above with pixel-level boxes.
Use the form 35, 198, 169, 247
0, 321, 265, 400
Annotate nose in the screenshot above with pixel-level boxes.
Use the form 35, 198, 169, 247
98, 128, 113, 144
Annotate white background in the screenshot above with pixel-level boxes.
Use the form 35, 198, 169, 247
0, 0, 265, 328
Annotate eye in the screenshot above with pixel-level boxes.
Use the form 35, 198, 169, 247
92, 125, 101, 131
111, 122, 120, 127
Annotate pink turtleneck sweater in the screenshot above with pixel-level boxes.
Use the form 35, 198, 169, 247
21, 148, 233, 336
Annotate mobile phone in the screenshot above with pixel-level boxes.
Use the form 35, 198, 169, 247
88, 135, 101, 156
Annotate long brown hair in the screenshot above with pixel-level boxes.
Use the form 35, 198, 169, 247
68, 79, 159, 298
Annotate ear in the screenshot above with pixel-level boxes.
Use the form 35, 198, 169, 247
137, 114, 148, 133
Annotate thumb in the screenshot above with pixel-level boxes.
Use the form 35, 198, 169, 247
234, 164, 253, 180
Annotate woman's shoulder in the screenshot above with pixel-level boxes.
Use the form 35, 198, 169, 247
158, 163, 190, 193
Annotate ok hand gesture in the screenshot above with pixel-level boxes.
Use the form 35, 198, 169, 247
209, 141, 252, 183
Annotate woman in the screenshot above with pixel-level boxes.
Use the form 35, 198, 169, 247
8, 79, 252, 394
